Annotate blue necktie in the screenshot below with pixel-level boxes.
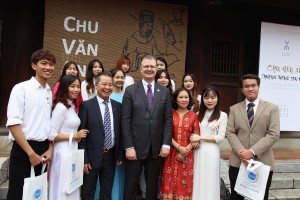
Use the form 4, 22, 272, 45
247, 103, 255, 127
103, 100, 112, 149
147, 84, 153, 109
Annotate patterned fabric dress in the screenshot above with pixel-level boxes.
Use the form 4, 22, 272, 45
160, 110, 200, 200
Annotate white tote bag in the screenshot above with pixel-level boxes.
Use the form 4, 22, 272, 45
22, 164, 48, 200
63, 134, 84, 194
234, 159, 271, 200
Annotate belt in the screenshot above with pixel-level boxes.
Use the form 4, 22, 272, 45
103, 147, 115, 154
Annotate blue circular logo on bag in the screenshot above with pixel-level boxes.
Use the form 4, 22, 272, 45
72, 163, 76, 173
33, 188, 42, 200
247, 171, 257, 182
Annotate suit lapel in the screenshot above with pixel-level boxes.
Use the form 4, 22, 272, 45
251, 99, 267, 129
111, 100, 118, 134
238, 100, 250, 128
137, 81, 151, 112
92, 97, 104, 129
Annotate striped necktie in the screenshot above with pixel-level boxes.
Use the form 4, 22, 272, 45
247, 103, 255, 127
103, 100, 112, 149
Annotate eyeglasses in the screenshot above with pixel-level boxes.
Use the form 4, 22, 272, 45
141, 65, 156, 69
243, 84, 258, 89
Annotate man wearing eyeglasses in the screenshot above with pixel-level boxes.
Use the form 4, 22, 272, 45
121, 54, 173, 200
226, 74, 280, 200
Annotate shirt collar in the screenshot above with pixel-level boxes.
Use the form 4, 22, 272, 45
142, 79, 155, 87
30, 77, 51, 90
246, 97, 259, 107
96, 95, 110, 104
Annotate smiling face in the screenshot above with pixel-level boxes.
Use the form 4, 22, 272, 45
183, 75, 194, 91
92, 62, 103, 76
140, 58, 157, 82
157, 72, 169, 87
241, 79, 259, 102
32, 59, 55, 84
203, 91, 218, 111
121, 63, 130, 73
96, 75, 113, 100
113, 70, 125, 89
177, 90, 190, 110
65, 64, 78, 76
68, 79, 81, 100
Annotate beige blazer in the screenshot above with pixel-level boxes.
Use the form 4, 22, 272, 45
226, 99, 280, 170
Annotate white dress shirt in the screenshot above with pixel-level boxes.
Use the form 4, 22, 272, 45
96, 96, 115, 148
6, 77, 52, 141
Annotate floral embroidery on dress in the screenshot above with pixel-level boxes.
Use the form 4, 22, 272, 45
208, 119, 219, 136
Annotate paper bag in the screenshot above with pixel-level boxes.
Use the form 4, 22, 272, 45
234, 159, 271, 200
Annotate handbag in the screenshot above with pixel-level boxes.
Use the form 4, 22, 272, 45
62, 134, 84, 194
234, 159, 271, 200
22, 164, 48, 200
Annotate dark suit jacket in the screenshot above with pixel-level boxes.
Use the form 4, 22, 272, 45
121, 81, 173, 159
226, 99, 280, 170
78, 96, 123, 169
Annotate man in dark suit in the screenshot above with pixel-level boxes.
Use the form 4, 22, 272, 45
122, 54, 173, 200
78, 72, 123, 200
226, 74, 280, 200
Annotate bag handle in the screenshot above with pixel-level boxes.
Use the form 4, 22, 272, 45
30, 163, 47, 177
246, 159, 263, 171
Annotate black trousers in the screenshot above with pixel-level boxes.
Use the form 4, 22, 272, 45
81, 148, 116, 200
123, 149, 162, 200
229, 165, 273, 200
7, 140, 49, 200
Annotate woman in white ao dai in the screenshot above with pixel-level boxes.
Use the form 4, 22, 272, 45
49, 75, 88, 200
191, 85, 228, 200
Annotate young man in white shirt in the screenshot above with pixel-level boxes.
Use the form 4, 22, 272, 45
6, 49, 56, 199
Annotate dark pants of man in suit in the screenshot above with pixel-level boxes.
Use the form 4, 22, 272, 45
81, 148, 116, 200
7, 141, 49, 200
124, 149, 162, 200
229, 166, 273, 200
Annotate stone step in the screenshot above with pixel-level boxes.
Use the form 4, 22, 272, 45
0, 179, 8, 200
269, 189, 300, 200
274, 159, 300, 173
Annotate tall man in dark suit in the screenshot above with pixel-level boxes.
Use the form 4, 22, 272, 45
122, 55, 173, 200
78, 72, 123, 200
226, 74, 280, 200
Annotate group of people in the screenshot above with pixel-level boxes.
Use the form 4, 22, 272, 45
6, 49, 280, 200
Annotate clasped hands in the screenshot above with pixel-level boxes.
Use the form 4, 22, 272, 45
238, 149, 254, 166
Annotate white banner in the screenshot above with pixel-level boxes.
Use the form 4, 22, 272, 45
259, 22, 300, 131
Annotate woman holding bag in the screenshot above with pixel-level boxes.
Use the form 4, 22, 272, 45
49, 75, 89, 200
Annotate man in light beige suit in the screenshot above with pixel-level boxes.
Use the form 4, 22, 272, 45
226, 74, 280, 200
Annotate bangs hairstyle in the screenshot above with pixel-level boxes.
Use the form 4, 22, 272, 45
58, 61, 80, 82
198, 85, 221, 123
31, 49, 56, 64
172, 87, 193, 110
111, 68, 126, 78
85, 59, 104, 94
53, 75, 81, 110
181, 73, 200, 113
155, 69, 173, 97
116, 55, 131, 72
156, 56, 168, 70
